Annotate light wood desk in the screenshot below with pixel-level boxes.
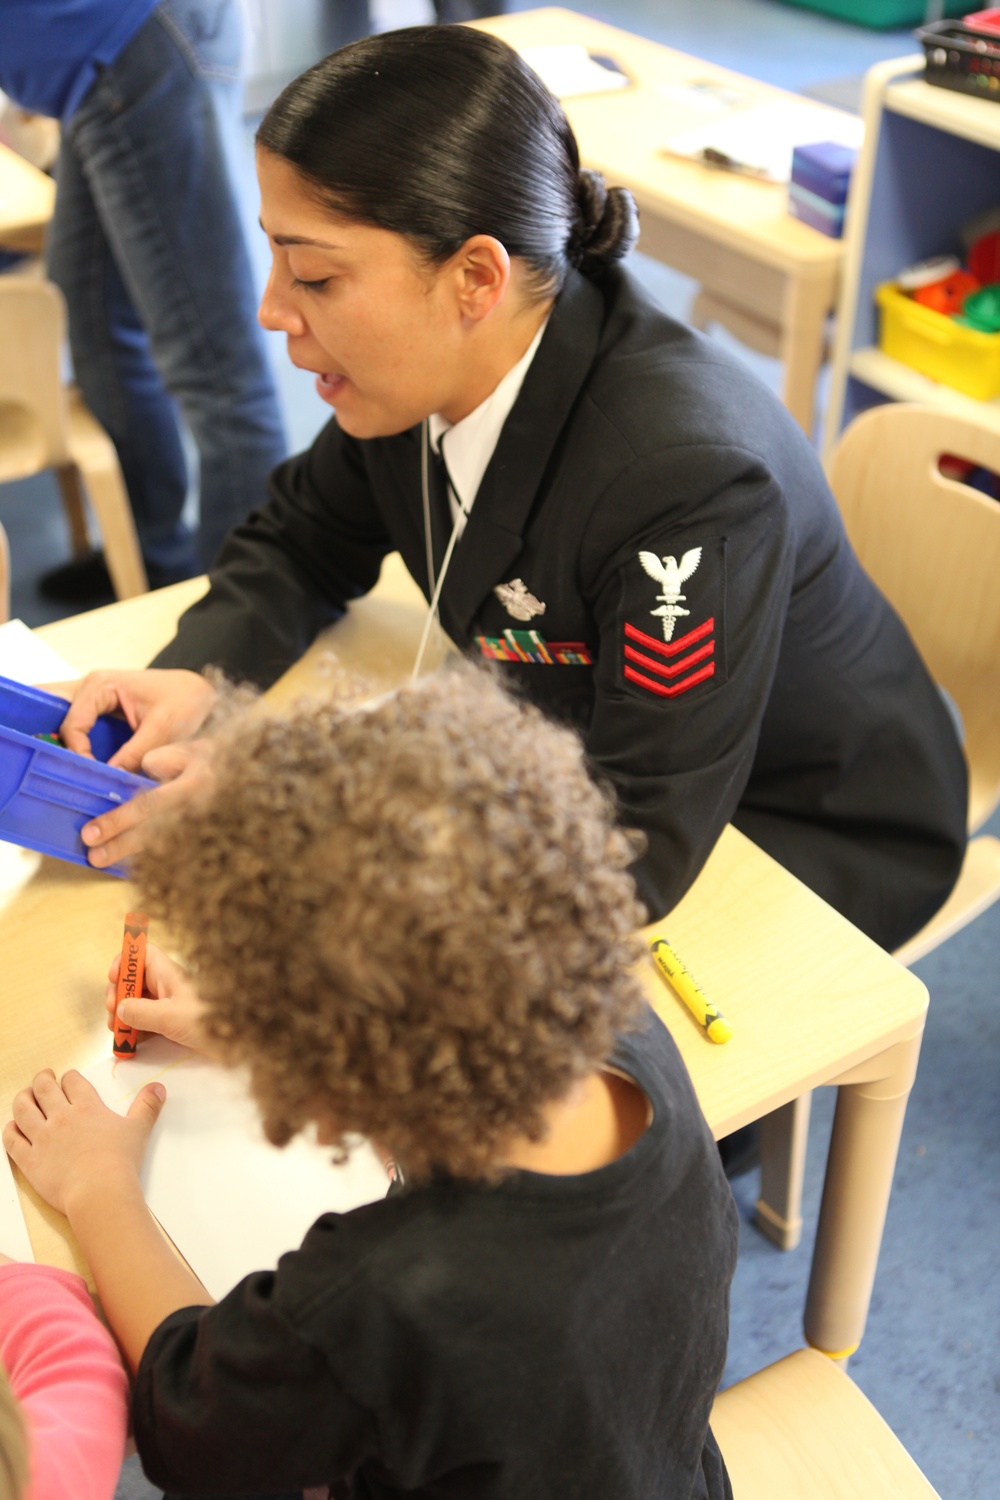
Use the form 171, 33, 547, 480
0, 140, 55, 254
1, 562, 926, 1362
477, 9, 849, 435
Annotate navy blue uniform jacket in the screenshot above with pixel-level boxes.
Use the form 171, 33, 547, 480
154, 265, 968, 949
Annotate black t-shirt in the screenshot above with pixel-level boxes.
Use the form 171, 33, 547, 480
133, 1008, 738, 1498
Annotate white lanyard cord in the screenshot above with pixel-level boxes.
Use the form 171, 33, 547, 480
412, 419, 463, 681
420, 416, 434, 601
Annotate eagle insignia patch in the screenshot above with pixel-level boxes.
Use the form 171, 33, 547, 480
619, 540, 725, 701
638, 547, 702, 640
494, 578, 546, 622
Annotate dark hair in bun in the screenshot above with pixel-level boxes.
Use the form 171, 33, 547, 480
571, 168, 640, 275
258, 25, 638, 297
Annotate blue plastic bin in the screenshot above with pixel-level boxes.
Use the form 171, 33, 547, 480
0, 675, 154, 876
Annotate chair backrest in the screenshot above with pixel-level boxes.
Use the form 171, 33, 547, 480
0, 276, 71, 472
712, 1348, 941, 1498
828, 404, 1000, 833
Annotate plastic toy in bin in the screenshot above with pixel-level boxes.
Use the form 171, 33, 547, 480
961, 206, 1000, 284
956, 283, 1000, 330
0, 675, 154, 875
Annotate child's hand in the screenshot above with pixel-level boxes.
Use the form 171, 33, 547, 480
106, 942, 209, 1052
81, 736, 216, 870
3, 1070, 165, 1218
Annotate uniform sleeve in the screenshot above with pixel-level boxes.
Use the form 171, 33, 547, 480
581, 444, 795, 920
0, 1263, 129, 1500
152, 418, 393, 686
132, 1263, 375, 1493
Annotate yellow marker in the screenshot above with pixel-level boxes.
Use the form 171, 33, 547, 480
649, 938, 733, 1044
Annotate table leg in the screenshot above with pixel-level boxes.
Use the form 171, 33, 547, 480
803, 1024, 924, 1364
779, 271, 836, 437
756, 1092, 812, 1251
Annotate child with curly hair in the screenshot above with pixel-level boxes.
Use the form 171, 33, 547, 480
4, 669, 737, 1499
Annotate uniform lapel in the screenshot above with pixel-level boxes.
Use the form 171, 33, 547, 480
441, 272, 606, 640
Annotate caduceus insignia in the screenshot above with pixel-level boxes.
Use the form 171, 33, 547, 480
494, 578, 546, 622
638, 547, 703, 641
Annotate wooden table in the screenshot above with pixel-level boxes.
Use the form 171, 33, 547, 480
1, 562, 926, 1362
477, 9, 849, 435
0, 140, 55, 254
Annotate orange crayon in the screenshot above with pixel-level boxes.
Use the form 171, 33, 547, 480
113, 911, 149, 1059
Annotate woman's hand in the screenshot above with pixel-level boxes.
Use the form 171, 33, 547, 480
53, 668, 218, 771
106, 942, 209, 1053
44, 668, 219, 868
81, 737, 216, 870
3, 1070, 166, 1220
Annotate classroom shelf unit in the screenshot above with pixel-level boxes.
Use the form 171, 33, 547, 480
822, 54, 1000, 461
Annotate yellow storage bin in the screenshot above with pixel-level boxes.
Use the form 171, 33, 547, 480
875, 280, 1000, 400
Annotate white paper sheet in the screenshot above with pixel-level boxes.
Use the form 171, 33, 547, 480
666, 99, 863, 184
0, 618, 79, 685
0, 1151, 35, 1262
80, 1037, 389, 1300
655, 78, 759, 122
519, 44, 630, 99
0, 841, 41, 916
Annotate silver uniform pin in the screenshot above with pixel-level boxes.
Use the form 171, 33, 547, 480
638, 547, 702, 640
494, 578, 546, 622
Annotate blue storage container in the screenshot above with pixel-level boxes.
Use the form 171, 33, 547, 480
791, 141, 856, 208
0, 675, 154, 876
789, 179, 847, 238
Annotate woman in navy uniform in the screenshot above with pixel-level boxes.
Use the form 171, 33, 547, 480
63, 24, 967, 952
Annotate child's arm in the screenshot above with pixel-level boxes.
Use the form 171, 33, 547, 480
3, 1071, 213, 1374
0, 1257, 129, 1500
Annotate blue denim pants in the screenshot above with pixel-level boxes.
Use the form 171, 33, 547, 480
46, 0, 286, 578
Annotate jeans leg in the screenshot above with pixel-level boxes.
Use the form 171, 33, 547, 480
61, 0, 286, 572
319, 0, 372, 52
46, 128, 196, 577
432, 0, 507, 19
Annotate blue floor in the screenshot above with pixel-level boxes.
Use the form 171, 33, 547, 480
4, 2, 995, 1496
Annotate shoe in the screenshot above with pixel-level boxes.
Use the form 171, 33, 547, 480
39, 551, 115, 606
39, 549, 197, 605
717, 1122, 760, 1179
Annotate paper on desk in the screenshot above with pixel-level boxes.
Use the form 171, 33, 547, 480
655, 78, 759, 121
665, 98, 863, 183
80, 1036, 388, 1300
519, 44, 630, 99
0, 1152, 35, 1263
0, 618, 78, 685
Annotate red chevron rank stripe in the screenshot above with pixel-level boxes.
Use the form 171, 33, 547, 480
622, 618, 716, 698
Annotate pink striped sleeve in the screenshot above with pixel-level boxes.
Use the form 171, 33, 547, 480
0, 1263, 128, 1500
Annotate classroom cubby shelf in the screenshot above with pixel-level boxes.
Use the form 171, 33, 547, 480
847, 347, 1000, 430
823, 54, 1000, 461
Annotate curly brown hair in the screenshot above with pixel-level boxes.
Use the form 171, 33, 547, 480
134, 666, 647, 1181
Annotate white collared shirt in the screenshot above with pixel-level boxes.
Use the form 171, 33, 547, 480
428, 316, 549, 537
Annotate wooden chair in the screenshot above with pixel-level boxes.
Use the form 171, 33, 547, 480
0, 276, 148, 599
756, 404, 1000, 1250
712, 1348, 941, 1498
